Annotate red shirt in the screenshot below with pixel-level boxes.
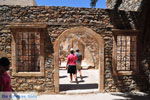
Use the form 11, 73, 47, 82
0, 72, 12, 92
67, 54, 78, 65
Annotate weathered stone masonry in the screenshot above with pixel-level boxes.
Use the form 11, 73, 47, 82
107, 0, 150, 91
0, 5, 149, 93
107, 0, 143, 11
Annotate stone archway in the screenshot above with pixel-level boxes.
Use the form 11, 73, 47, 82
54, 26, 104, 93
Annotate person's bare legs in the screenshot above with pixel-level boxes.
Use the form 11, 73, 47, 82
73, 73, 77, 80
70, 73, 73, 82
78, 69, 83, 80
73, 73, 78, 84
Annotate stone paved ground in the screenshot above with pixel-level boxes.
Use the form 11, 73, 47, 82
8, 69, 150, 100
59, 69, 99, 94
37, 92, 150, 100
6, 91, 150, 100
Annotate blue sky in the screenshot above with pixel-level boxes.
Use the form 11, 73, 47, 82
35, 0, 106, 8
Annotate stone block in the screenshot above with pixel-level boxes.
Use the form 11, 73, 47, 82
27, 79, 37, 83
33, 85, 44, 92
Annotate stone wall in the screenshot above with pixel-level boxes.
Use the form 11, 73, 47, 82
59, 30, 99, 69
139, 0, 150, 88
107, 0, 150, 91
0, 0, 36, 6
106, 0, 143, 11
0, 5, 149, 93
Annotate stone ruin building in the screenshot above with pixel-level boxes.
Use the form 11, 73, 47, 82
0, 0, 150, 93
0, 0, 36, 6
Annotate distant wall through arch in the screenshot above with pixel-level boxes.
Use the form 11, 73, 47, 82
54, 26, 105, 92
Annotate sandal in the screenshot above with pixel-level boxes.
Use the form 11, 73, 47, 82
70, 81, 73, 83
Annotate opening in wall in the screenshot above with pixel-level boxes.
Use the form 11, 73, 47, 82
10, 23, 47, 76
112, 29, 140, 75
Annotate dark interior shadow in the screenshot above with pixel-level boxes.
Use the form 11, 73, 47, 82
60, 83, 98, 91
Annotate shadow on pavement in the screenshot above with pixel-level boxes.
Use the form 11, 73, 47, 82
60, 83, 98, 91
111, 92, 150, 100
59, 75, 67, 78
77, 76, 88, 79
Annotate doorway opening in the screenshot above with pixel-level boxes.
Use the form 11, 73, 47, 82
54, 27, 104, 93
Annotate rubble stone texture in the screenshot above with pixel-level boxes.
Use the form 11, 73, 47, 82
106, 0, 143, 11
0, 0, 36, 6
0, 0, 149, 93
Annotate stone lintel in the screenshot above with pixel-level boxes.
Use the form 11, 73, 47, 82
9, 23, 47, 29
112, 29, 140, 32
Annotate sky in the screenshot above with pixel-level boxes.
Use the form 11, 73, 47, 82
35, 0, 106, 8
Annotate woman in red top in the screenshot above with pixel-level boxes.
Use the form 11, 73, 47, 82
66, 49, 78, 83
0, 57, 12, 92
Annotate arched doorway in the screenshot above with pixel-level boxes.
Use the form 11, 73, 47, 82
54, 27, 104, 93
